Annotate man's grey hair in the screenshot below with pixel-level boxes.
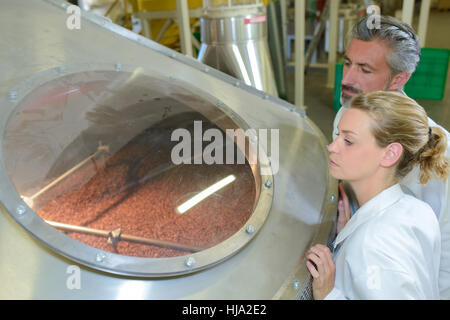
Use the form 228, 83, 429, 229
346, 15, 421, 75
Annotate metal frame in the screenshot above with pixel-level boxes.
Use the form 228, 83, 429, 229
418, 0, 431, 48
401, 0, 415, 26
293, 0, 340, 107
273, 117, 338, 299
400, 0, 431, 48
0, 62, 274, 277
400, 0, 431, 47
326, 0, 340, 88
294, 0, 306, 109
43, 0, 304, 117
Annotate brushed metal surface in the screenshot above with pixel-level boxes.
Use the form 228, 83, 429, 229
0, 0, 336, 299
197, 4, 278, 96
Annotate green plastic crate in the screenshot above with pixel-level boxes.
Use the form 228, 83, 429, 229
404, 48, 450, 100
333, 61, 344, 111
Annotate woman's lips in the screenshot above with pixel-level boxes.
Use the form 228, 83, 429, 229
329, 159, 338, 167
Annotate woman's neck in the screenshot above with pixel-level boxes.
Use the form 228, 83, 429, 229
349, 174, 397, 207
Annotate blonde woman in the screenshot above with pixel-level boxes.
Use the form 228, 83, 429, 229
307, 91, 449, 299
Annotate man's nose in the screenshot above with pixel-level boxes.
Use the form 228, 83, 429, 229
341, 65, 356, 86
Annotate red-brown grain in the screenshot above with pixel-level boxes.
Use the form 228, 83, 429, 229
37, 121, 256, 258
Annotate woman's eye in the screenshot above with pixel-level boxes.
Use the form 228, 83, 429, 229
344, 139, 353, 146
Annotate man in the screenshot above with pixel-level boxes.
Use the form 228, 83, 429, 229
332, 15, 450, 299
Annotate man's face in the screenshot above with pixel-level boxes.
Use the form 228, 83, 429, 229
341, 39, 394, 104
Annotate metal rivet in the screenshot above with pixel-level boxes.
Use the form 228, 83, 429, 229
245, 225, 255, 235
235, 81, 240, 87
263, 94, 269, 100
115, 63, 122, 71
185, 256, 196, 268
330, 194, 336, 202
293, 280, 300, 290
16, 205, 26, 215
8, 91, 17, 101
58, 66, 66, 74
96, 253, 106, 263
204, 67, 210, 73
264, 180, 272, 189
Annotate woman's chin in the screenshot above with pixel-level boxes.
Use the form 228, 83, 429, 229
329, 168, 343, 180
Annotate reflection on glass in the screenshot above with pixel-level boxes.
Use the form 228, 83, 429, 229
177, 174, 236, 214
4, 70, 258, 259
21, 142, 110, 209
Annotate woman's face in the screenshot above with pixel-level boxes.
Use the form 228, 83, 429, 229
328, 108, 387, 183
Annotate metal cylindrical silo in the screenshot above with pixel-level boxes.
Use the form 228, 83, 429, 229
197, 0, 278, 96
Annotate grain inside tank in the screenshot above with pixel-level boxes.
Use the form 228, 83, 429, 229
35, 112, 257, 258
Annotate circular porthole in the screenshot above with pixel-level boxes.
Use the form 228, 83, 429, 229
0, 64, 273, 276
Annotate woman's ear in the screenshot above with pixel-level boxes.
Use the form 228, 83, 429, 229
380, 142, 403, 168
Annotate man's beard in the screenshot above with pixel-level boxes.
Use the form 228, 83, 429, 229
340, 84, 362, 106
339, 76, 393, 106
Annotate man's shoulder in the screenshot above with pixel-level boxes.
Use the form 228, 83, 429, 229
332, 105, 349, 139
402, 90, 449, 138
396, 90, 449, 150
427, 117, 450, 154
428, 117, 450, 135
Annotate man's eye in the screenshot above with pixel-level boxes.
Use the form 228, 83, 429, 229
362, 69, 371, 74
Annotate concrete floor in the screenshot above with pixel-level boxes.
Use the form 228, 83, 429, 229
286, 9, 450, 143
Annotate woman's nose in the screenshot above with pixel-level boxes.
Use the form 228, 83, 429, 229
327, 139, 338, 153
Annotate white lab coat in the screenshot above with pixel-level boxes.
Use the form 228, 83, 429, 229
333, 104, 450, 299
325, 184, 441, 300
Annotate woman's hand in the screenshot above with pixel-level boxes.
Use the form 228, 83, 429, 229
337, 182, 351, 234
306, 244, 335, 300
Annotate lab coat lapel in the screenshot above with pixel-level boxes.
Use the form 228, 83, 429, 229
333, 184, 404, 249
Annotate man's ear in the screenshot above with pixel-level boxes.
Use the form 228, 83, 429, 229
387, 72, 411, 91
381, 142, 403, 168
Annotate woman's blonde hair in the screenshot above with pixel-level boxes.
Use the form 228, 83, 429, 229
350, 91, 449, 184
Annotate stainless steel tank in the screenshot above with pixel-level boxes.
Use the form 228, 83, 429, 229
197, 0, 279, 97
0, 0, 336, 299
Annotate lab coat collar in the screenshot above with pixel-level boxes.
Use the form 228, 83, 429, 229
333, 184, 404, 248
